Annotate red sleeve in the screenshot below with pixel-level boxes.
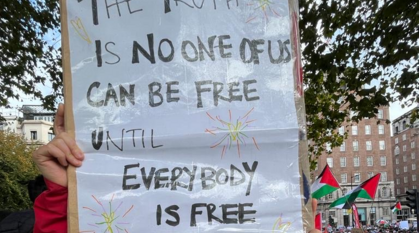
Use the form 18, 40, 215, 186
33, 178, 68, 233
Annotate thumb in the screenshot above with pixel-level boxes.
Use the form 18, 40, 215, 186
54, 103, 65, 135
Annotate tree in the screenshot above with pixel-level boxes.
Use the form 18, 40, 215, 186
299, 0, 419, 167
1, 1, 418, 167
0, 1, 62, 111
0, 131, 40, 210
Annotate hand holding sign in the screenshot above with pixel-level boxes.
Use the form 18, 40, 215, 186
32, 104, 84, 187
61, 0, 312, 232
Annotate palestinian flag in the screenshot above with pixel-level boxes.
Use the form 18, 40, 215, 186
391, 202, 402, 213
330, 173, 381, 209
311, 164, 340, 199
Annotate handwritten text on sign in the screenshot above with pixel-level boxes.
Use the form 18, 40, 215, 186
67, 0, 304, 232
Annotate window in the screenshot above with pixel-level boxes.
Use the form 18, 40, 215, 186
380, 156, 386, 166
378, 109, 383, 119
342, 188, 347, 195
396, 178, 400, 185
397, 189, 400, 195
326, 143, 332, 152
365, 125, 371, 135
383, 207, 389, 216
368, 172, 374, 178
354, 157, 360, 167
378, 125, 384, 134
340, 142, 346, 152
395, 138, 399, 144
381, 187, 388, 197
340, 157, 347, 167
414, 185, 417, 190
396, 168, 399, 175
352, 126, 358, 135
412, 153, 416, 159
339, 126, 345, 135
341, 174, 347, 183
354, 173, 361, 182
370, 207, 376, 213
413, 175, 417, 181
366, 141, 372, 151
379, 141, 385, 150
48, 133, 54, 141
327, 193, 333, 199
381, 172, 387, 182
367, 156, 373, 166
404, 166, 408, 172
396, 158, 399, 165
327, 158, 334, 168
30, 131, 37, 140
403, 145, 407, 152
403, 155, 407, 162
404, 177, 408, 183
353, 141, 359, 151
411, 141, 415, 148
413, 164, 416, 170
395, 146, 400, 155
403, 134, 406, 141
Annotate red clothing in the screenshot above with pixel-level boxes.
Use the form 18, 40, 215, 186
33, 179, 68, 233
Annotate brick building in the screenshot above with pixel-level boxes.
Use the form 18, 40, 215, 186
313, 106, 396, 227
391, 107, 419, 220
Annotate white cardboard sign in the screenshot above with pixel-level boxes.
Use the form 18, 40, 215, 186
64, 0, 308, 232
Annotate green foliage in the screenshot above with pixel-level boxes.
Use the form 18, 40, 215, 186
0, 131, 40, 211
0, 1, 62, 111
300, 0, 419, 166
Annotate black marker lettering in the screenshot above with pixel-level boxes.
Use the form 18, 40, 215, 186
122, 163, 140, 190
132, 34, 155, 64
87, 82, 104, 107
105, 42, 121, 65
91, 127, 103, 150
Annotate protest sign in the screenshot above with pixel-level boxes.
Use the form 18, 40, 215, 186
61, 0, 312, 232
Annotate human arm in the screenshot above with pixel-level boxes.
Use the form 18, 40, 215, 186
32, 104, 84, 233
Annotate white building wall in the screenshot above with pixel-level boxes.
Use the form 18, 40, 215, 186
20, 120, 54, 145
0, 116, 19, 133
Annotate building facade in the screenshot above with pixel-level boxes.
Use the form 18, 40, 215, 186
0, 115, 20, 133
0, 105, 55, 145
391, 107, 419, 221
313, 106, 396, 227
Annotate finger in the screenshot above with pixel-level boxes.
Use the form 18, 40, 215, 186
33, 144, 52, 162
54, 103, 65, 135
47, 143, 69, 167
57, 133, 84, 160
52, 136, 83, 166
